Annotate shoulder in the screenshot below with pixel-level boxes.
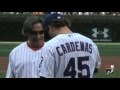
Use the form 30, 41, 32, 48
74, 33, 93, 42
42, 36, 63, 53
10, 42, 26, 55
45, 35, 62, 47
75, 33, 98, 47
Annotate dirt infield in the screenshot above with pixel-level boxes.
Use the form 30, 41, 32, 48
0, 56, 120, 72
0, 57, 8, 72
101, 56, 120, 70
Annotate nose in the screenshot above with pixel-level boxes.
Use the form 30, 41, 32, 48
37, 33, 40, 38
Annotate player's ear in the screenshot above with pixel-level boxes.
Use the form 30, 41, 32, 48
48, 25, 51, 31
48, 25, 54, 32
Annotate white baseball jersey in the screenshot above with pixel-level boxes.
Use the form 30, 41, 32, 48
6, 42, 45, 78
39, 33, 101, 78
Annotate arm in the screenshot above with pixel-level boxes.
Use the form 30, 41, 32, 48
94, 46, 101, 74
39, 48, 55, 78
6, 54, 15, 78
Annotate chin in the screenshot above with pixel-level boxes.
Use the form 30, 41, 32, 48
52, 35, 57, 38
39, 39, 44, 42
49, 34, 55, 38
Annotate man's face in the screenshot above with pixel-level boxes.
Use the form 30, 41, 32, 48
28, 23, 44, 46
48, 26, 57, 38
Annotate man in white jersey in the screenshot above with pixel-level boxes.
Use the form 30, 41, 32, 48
6, 15, 45, 78
39, 13, 101, 78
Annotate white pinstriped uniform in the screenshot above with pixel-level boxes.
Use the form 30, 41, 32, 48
39, 33, 101, 78
6, 42, 45, 78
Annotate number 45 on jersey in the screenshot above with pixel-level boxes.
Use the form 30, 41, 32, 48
64, 56, 90, 78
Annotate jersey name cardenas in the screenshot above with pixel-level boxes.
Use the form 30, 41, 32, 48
40, 33, 101, 78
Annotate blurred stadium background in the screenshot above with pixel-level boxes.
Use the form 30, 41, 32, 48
0, 12, 120, 78
1, 12, 120, 16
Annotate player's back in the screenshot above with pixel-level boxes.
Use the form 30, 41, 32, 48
42, 33, 101, 78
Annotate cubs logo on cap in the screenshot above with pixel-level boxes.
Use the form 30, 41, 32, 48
43, 13, 64, 30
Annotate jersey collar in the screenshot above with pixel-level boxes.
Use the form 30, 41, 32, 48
27, 41, 45, 51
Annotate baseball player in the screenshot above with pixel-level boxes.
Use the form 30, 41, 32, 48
6, 15, 45, 78
39, 13, 101, 78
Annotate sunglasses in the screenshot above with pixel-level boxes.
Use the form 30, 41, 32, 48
30, 31, 45, 35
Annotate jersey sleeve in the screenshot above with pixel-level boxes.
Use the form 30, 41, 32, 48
39, 47, 55, 78
6, 53, 15, 78
94, 45, 101, 69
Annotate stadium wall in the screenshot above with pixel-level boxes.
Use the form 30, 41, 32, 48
0, 14, 120, 42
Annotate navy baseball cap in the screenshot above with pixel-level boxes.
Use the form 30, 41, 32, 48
43, 13, 64, 30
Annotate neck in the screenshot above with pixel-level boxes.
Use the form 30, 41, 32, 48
27, 41, 44, 51
27, 40, 44, 48
56, 26, 73, 35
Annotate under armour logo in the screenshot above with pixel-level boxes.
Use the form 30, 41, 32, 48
57, 16, 62, 19
92, 28, 109, 38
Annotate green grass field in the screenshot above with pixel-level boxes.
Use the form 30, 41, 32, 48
93, 69, 120, 78
96, 43, 120, 56
0, 72, 6, 78
0, 42, 22, 57
0, 42, 120, 78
